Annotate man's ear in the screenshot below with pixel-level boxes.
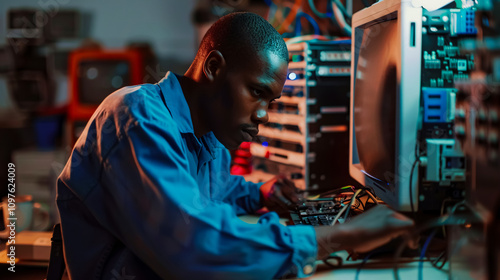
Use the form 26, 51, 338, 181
203, 50, 226, 82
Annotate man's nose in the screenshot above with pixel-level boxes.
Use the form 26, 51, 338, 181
253, 107, 269, 124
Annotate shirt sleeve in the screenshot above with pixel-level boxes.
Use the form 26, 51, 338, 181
221, 174, 264, 215
85, 120, 317, 279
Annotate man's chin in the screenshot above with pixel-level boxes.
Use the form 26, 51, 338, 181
220, 138, 243, 150
225, 141, 243, 150
212, 131, 244, 150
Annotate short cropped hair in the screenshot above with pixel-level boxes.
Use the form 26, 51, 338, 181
197, 12, 289, 67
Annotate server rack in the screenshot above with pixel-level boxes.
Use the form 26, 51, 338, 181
251, 40, 359, 193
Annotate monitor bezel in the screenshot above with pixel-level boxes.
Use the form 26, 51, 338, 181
349, 0, 422, 211
68, 50, 143, 121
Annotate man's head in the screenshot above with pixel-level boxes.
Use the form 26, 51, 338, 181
186, 12, 289, 149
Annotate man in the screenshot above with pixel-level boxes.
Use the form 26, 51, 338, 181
57, 12, 413, 279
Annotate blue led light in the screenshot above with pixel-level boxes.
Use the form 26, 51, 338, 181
288, 72, 297, 80
262, 141, 269, 147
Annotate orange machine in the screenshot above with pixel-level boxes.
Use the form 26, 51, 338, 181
67, 49, 143, 144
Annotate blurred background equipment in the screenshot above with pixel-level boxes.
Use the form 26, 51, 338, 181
67, 48, 143, 144
0, 0, 192, 227
454, 0, 500, 213
230, 142, 253, 175
192, 0, 271, 45
349, 0, 474, 212
449, 0, 500, 279
7, 9, 47, 46
250, 40, 358, 193
0, 0, 499, 278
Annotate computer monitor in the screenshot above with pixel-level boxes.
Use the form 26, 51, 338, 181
68, 49, 143, 121
67, 49, 143, 144
46, 10, 80, 40
349, 0, 423, 211
8, 71, 50, 110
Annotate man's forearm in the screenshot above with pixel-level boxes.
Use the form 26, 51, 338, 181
314, 225, 350, 259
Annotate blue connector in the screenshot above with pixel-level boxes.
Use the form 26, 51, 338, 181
422, 88, 456, 123
451, 9, 477, 36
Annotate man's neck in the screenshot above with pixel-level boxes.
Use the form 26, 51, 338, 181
177, 74, 210, 138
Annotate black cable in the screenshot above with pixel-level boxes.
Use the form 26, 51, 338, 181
355, 250, 377, 280
362, 188, 379, 205
305, 198, 336, 202
356, 196, 366, 210
428, 251, 449, 272
343, 189, 362, 220
352, 199, 361, 209
419, 229, 438, 280
437, 254, 448, 269
361, 0, 372, 7
318, 186, 354, 197
430, 250, 445, 266
409, 135, 420, 217
393, 204, 477, 280
409, 158, 420, 218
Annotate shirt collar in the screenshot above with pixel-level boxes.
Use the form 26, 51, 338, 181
157, 72, 225, 158
157, 72, 194, 134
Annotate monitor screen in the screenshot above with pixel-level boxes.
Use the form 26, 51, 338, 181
48, 11, 79, 39
9, 9, 37, 29
353, 18, 399, 184
8, 72, 48, 110
77, 60, 131, 105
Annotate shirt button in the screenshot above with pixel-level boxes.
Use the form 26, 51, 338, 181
303, 264, 314, 275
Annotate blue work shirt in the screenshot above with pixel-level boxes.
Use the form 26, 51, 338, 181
57, 72, 317, 279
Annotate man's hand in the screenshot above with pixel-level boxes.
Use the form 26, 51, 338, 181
314, 205, 415, 259
260, 175, 302, 214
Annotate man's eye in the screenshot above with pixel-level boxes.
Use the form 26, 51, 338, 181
252, 88, 263, 97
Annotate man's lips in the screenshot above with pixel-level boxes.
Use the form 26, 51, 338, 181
241, 128, 258, 142
242, 128, 259, 138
